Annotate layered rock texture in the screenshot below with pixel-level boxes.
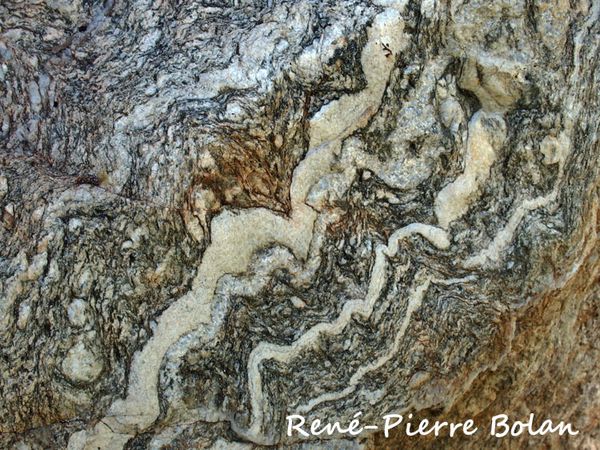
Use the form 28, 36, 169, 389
1, 0, 599, 448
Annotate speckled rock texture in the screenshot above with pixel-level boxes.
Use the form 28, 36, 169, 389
1, 0, 599, 449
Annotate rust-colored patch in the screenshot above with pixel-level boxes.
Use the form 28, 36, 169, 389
195, 129, 294, 214
192, 84, 311, 217
369, 198, 600, 450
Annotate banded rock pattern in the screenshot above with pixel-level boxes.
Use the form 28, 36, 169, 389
0, 0, 599, 449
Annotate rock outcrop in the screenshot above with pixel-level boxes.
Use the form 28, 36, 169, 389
1, 0, 598, 448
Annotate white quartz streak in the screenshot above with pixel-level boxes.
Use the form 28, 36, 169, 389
241, 222, 446, 441
69, 3, 408, 449
464, 191, 557, 268
462, 1, 600, 269
465, 130, 570, 268
294, 269, 432, 414
434, 111, 506, 229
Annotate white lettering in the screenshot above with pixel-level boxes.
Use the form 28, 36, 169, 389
490, 414, 510, 438
348, 412, 364, 436
463, 419, 478, 436
383, 414, 403, 438
287, 414, 309, 437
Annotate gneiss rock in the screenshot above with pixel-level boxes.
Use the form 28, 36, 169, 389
0, 0, 598, 449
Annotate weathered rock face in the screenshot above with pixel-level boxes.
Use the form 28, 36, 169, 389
0, 0, 598, 449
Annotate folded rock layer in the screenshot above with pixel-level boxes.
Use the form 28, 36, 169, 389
0, 0, 598, 448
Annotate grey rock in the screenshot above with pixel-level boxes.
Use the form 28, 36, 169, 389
0, 0, 599, 449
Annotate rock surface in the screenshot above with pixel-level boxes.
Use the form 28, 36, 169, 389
0, 0, 598, 449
